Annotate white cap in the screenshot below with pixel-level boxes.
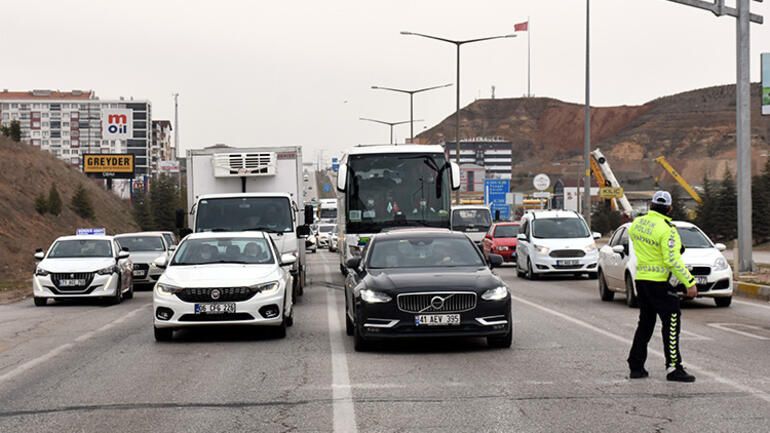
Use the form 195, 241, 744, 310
652, 190, 672, 206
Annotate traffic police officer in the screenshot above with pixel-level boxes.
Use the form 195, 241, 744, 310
627, 191, 697, 382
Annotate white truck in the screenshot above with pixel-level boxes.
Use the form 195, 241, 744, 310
318, 198, 338, 224
185, 146, 313, 298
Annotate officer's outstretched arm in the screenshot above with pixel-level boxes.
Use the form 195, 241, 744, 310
661, 225, 696, 288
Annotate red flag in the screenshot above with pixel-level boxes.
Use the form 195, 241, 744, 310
514, 21, 528, 32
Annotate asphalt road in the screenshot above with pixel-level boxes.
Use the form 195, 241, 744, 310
1, 251, 769, 432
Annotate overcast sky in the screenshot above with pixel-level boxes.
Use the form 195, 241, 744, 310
4, 0, 770, 163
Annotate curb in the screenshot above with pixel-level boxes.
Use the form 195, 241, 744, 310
734, 281, 770, 301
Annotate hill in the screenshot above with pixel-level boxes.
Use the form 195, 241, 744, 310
417, 83, 770, 190
0, 137, 139, 289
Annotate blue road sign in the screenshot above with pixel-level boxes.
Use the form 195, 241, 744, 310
484, 179, 511, 220
332, 157, 340, 173
323, 183, 332, 193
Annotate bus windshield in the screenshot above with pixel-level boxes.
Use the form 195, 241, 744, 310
195, 197, 294, 233
345, 153, 451, 234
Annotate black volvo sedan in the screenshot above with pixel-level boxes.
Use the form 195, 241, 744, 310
344, 229, 512, 351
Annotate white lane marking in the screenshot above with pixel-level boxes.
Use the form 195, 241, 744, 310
326, 285, 358, 433
510, 294, 770, 404
0, 304, 149, 384
707, 323, 770, 341
733, 299, 770, 311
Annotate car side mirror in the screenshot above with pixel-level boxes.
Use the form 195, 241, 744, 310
592, 232, 602, 240
153, 256, 167, 269
34, 250, 45, 260
296, 225, 311, 238
487, 253, 504, 268
345, 257, 362, 270
449, 161, 461, 190
517, 233, 527, 241
280, 254, 297, 267
714, 243, 726, 252
118, 250, 130, 259
611, 245, 625, 255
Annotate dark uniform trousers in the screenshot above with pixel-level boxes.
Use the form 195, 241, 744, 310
627, 280, 682, 371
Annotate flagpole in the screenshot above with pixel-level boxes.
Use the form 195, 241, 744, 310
527, 17, 531, 97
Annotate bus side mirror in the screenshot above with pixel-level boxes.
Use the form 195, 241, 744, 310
297, 225, 311, 238
337, 164, 347, 192
304, 204, 314, 225
450, 162, 461, 190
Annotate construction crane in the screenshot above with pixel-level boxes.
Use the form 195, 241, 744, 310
590, 149, 634, 216
653, 156, 703, 204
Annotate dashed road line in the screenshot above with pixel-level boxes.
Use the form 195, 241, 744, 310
706, 323, 770, 341
326, 278, 358, 433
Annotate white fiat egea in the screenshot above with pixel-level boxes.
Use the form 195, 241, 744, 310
152, 232, 296, 341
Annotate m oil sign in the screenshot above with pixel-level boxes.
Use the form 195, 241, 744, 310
83, 154, 135, 179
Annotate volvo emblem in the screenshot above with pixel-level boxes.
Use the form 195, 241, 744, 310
210, 289, 221, 300
430, 296, 445, 310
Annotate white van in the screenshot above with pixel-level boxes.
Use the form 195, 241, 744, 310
515, 210, 601, 279
450, 205, 492, 245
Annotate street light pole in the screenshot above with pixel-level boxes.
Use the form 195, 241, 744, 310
583, 0, 592, 227
173, 92, 181, 191
401, 31, 517, 204
370, 83, 453, 141
359, 117, 422, 145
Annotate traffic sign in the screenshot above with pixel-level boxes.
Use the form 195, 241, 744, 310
533, 174, 550, 191
484, 179, 511, 220
532, 191, 552, 199
600, 187, 624, 199
323, 183, 332, 193
332, 157, 340, 173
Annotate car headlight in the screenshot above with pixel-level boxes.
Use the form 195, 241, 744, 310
156, 283, 184, 295
583, 243, 597, 253
96, 265, 119, 275
495, 246, 510, 251
534, 244, 550, 255
35, 268, 50, 277
360, 289, 391, 304
482, 286, 509, 301
713, 257, 729, 272
251, 281, 281, 295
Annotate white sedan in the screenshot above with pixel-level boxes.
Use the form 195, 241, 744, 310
33, 235, 134, 306
152, 231, 296, 341
598, 221, 733, 308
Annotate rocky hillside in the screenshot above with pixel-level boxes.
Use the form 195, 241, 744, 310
0, 137, 139, 283
417, 84, 770, 190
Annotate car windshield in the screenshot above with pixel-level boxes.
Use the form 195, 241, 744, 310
162, 233, 176, 246
532, 218, 590, 239
48, 239, 113, 258
319, 225, 334, 233
452, 209, 491, 231
677, 226, 712, 249
494, 225, 519, 238
116, 236, 165, 252
171, 238, 274, 265
195, 196, 293, 233
368, 237, 485, 268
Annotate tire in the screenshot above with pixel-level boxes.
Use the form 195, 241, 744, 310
108, 277, 123, 305
487, 327, 513, 349
526, 258, 538, 280
154, 326, 173, 342
285, 314, 294, 327
274, 317, 288, 339
625, 274, 638, 308
587, 272, 598, 280
714, 297, 732, 308
33, 297, 47, 307
340, 264, 348, 276
353, 315, 369, 352
345, 309, 354, 336
598, 271, 615, 302
123, 280, 134, 300
516, 259, 525, 278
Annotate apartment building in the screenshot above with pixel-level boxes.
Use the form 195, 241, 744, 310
150, 120, 174, 173
442, 136, 513, 179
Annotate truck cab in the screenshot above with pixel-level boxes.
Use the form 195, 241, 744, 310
451, 205, 492, 246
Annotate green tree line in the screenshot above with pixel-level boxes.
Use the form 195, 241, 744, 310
133, 175, 184, 231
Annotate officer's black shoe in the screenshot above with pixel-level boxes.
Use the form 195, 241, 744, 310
666, 367, 696, 383
629, 368, 649, 379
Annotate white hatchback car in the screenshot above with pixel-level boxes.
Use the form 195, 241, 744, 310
597, 221, 733, 307
33, 235, 134, 306
152, 232, 296, 341
515, 210, 601, 279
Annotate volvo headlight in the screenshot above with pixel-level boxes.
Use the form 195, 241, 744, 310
35, 268, 50, 277
251, 281, 281, 295
360, 289, 391, 304
481, 286, 509, 301
96, 265, 119, 275
583, 243, 597, 254
156, 283, 184, 295
713, 257, 729, 272
534, 244, 550, 255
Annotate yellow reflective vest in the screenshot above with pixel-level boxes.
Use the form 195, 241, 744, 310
628, 210, 696, 288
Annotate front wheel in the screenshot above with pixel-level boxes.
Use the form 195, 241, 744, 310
123, 280, 134, 300
526, 258, 538, 280
714, 297, 732, 308
625, 275, 638, 308
108, 277, 123, 305
599, 271, 614, 302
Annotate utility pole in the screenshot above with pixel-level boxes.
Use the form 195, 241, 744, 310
664, 0, 763, 272
583, 0, 592, 226
173, 93, 181, 191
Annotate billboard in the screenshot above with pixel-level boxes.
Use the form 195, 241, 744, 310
762, 53, 770, 116
83, 153, 135, 179
158, 160, 180, 173
102, 109, 133, 139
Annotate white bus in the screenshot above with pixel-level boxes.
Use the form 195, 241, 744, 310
335, 145, 460, 274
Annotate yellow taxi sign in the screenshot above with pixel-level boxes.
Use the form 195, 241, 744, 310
600, 187, 624, 199
83, 154, 135, 178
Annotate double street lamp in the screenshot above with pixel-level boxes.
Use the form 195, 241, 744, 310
400, 31, 517, 203
359, 117, 424, 145
370, 83, 453, 141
